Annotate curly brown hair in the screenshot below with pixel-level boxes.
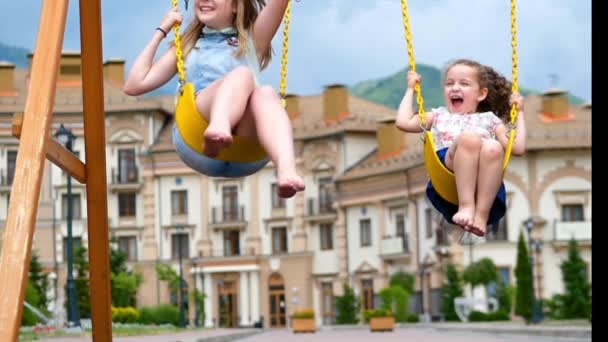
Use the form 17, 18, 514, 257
445, 59, 512, 121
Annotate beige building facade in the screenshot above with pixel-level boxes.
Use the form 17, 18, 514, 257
0, 52, 591, 327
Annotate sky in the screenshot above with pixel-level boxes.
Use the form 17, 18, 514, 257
0, 0, 592, 102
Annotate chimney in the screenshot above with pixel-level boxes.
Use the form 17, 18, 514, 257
104, 58, 125, 86
323, 84, 349, 123
283, 93, 300, 120
541, 88, 571, 119
376, 117, 406, 159
0, 61, 17, 95
582, 102, 591, 110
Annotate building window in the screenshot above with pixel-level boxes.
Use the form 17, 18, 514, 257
425, 208, 433, 238
6, 150, 17, 185
561, 204, 584, 222
272, 227, 288, 254
360, 219, 371, 247
318, 177, 333, 213
118, 148, 137, 183
118, 192, 136, 217
62, 193, 82, 219
222, 186, 238, 220
487, 217, 508, 241
320, 223, 333, 250
63, 237, 83, 261
171, 190, 188, 215
321, 282, 334, 324
395, 213, 408, 251
60, 64, 81, 75
171, 233, 189, 260
488, 266, 511, 298
223, 230, 240, 256
361, 279, 374, 310
271, 183, 285, 209
118, 236, 138, 261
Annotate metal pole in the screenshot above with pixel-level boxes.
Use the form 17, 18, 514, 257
526, 222, 542, 324
66, 137, 81, 328
178, 230, 186, 328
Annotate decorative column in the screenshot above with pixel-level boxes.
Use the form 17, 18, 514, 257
240, 272, 250, 326
249, 271, 260, 324
203, 272, 213, 327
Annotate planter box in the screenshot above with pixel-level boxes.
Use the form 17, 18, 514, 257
369, 316, 395, 332
292, 318, 316, 333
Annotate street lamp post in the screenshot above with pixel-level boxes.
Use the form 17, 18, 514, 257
524, 218, 544, 323
191, 257, 200, 327
177, 225, 187, 328
55, 124, 80, 329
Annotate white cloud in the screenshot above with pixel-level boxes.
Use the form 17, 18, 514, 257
0, 0, 591, 101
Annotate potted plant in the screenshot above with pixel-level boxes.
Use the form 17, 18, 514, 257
365, 308, 395, 332
292, 309, 315, 333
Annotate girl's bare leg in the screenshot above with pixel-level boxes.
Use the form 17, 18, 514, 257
194, 66, 255, 157
237, 86, 304, 198
470, 139, 505, 236
445, 133, 482, 228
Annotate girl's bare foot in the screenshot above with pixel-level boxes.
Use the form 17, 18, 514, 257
203, 121, 233, 157
277, 168, 305, 198
469, 214, 488, 237
453, 205, 475, 228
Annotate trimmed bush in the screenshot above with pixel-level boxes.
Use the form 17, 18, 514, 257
364, 309, 393, 322
111, 306, 140, 323
138, 304, 180, 325
292, 309, 315, 319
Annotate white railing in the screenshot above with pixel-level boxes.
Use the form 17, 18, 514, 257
380, 236, 408, 255
554, 221, 591, 241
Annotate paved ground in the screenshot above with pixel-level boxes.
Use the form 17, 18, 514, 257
33, 328, 257, 342
239, 327, 591, 342
30, 322, 592, 342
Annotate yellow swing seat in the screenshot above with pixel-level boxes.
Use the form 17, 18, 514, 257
174, 82, 268, 163
423, 129, 516, 205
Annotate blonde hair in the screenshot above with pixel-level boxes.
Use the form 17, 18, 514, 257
178, 0, 272, 70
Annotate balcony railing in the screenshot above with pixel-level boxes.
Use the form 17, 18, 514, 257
305, 197, 336, 221
199, 248, 258, 258
0, 169, 14, 193
111, 167, 139, 184
554, 220, 591, 241
212, 206, 245, 224
380, 235, 410, 259
209, 206, 247, 230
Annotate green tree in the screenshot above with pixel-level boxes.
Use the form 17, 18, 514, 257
441, 262, 464, 321
560, 238, 591, 319
389, 270, 415, 294
463, 257, 498, 297
64, 245, 91, 318
335, 283, 359, 324
514, 230, 533, 322
29, 250, 50, 313
21, 282, 41, 326
379, 285, 409, 322
110, 243, 143, 307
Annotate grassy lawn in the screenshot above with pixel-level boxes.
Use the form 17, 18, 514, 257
19, 325, 210, 340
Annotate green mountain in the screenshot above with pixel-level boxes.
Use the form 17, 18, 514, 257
350, 65, 585, 109
0, 42, 29, 67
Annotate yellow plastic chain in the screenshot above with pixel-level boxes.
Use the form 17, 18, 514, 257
171, 0, 186, 87
279, 0, 292, 107
503, 0, 519, 168
400, 0, 426, 128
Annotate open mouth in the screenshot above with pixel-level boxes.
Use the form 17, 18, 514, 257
450, 95, 464, 108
